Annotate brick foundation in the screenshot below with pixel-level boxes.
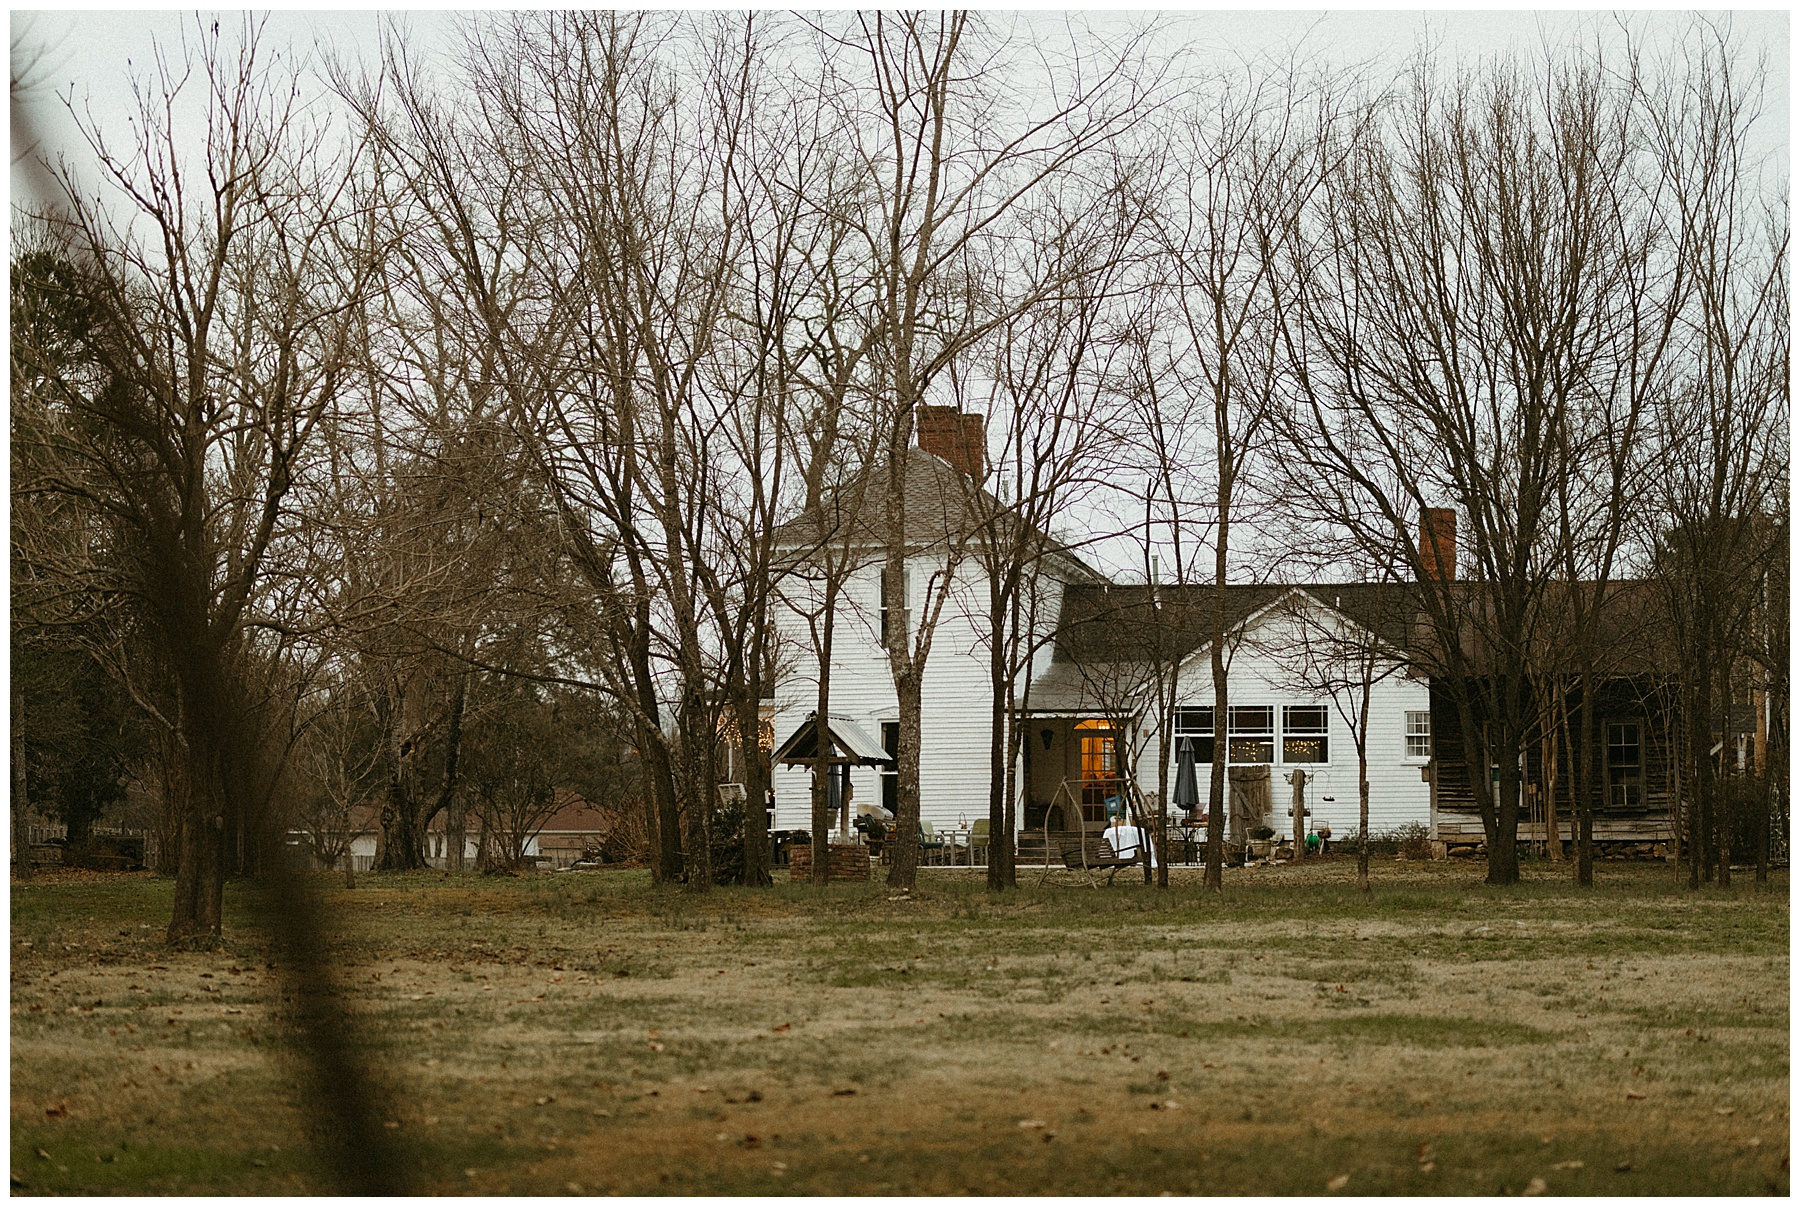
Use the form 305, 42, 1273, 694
786, 843, 871, 881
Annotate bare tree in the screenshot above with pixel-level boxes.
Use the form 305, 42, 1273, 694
1638, 23, 1788, 890
1280, 50, 1653, 886
1266, 582, 1411, 891
1154, 59, 1337, 891
819, 11, 1159, 889
14, 22, 383, 940
964, 186, 1146, 889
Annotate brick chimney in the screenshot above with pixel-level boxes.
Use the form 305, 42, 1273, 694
916, 405, 985, 478
1420, 507, 1457, 581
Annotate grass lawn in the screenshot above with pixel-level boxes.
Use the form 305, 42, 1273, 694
10, 857, 1789, 1195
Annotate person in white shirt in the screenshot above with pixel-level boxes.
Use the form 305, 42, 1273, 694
1106, 813, 1158, 867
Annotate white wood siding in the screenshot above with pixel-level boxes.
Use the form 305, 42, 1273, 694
771, 554, 1000, 833
1133, 601, 1432, 837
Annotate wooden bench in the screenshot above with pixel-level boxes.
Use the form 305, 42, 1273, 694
1056, 835, 1142, 887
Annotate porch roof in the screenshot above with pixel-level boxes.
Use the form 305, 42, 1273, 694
773, 713, 894, 767
1019, 658, 1151, 718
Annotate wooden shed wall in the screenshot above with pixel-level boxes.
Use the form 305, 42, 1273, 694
1431, 678, 1675, 843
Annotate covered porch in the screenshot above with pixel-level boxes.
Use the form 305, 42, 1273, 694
1014, 711, 1206, 866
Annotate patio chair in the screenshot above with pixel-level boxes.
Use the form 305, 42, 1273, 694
970, 819, 990, 866
919, 821, 946, 865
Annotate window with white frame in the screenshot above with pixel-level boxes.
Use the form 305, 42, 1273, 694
1281, 706, 1329, 763
1607, 721, 1642, 808
1173, 707, 1215, 764
1405, 710, 1431, 758
1227, 706, 1275, 764
878, 568, 909, 645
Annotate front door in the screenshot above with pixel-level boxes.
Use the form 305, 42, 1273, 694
1077, 720, 1119, 830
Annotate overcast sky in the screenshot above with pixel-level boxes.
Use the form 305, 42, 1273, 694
10, 7, 1789, 580
14, 8, 1787, 204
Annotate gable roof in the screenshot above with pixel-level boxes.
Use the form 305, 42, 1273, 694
1052, 582, 1419, 668
771, 447, 1102, 582
1050, 578, 1678, 684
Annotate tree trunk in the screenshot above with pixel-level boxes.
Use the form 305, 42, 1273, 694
167, 753, 227, 946
13, 741, 33, 882
1542, 698, 1562, 862
1576, 669, 1595, 887
986, 621, 1009, 892
679, 691, 714, 894
1688, 674, 1711, 889
1757, 696, 1780, 884
1717, 660, 1733, 889
809, 583, 839, 887
426, 676, 468, 864
646, 737, 683, 885
1356, 750, 1370, 893
1003, 693, 1022, 889
734, 692, 772, 889
448, 798, 467, 873
1204, 499, 1230, 893
1490, 750, 1523, 887
886, 672, 923, 891
1669, 696, 1684, 876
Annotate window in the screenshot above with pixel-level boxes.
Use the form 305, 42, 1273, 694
1607, 721, 1641, 809
1282, 706, 1329, 763
1173, 707, 1215, 764
1227, 706, 1274, 764
880, 722, 899, 816
878, 568, 909, 645
1405, 711, 1432, 759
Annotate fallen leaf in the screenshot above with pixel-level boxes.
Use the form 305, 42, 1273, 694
647, 1042, 664, 1052
740, 1135, 761, 1150
1714, 1107, 1736, 1116
1625, 1091, 1647, 1100
535, 1096, 555, 1106
1327, 1174, 1349, 1191
34, 1150, 50, 1162
1017, 1119, 1048, 1129
772, 1023, 792, 1033
44, 1104, 68, 1119
1552, 1160, 1584, 1171
1523, 1176, 1547, 1196
831, 1088, 857, 1097
1614, 1161, 1634, 1173
1419, 1162, 1436, 1173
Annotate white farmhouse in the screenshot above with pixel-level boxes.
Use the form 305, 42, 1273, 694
769, 412, 1433, 860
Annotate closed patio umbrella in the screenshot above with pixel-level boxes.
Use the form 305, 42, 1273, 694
1173, 737, 1200, 815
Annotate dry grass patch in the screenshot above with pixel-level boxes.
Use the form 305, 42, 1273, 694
11, 860, 1788, 1194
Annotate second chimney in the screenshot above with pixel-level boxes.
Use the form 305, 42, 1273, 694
1420, 507, 1457, 581
916, 405, 985, 478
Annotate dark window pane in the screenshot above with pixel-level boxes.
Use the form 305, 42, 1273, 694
1174, 735, 1216, 764
1283, 706, 1328, 733
1228, 706, 1273, 734
1175, 707, 1214, 734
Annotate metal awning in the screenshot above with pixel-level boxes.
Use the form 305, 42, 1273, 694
773, 713, 893, 767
